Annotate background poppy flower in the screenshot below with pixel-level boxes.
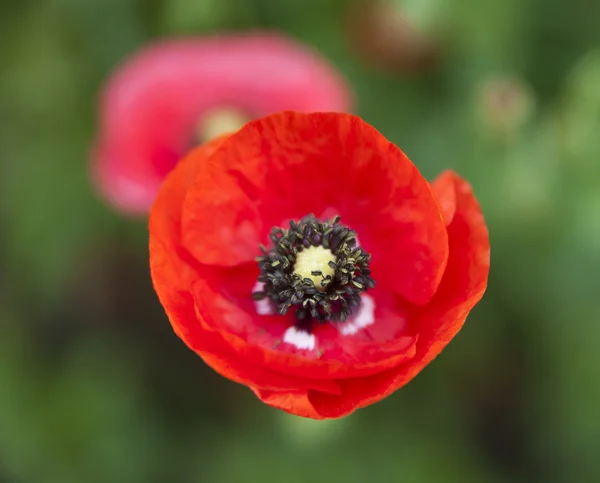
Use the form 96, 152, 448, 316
92, 33, 352, 215
149, 111, 490, 419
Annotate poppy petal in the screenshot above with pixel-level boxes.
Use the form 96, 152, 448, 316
149, 135, 229, 342
182, 111, 449, 305
250, 170, 489, 418
190, 273, 419, 380
150, 136, 342, 395
190, 299, 342, 394
432, 171, 457, 226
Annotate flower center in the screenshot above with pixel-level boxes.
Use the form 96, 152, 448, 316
293, 245, 337, 292
195, 106, 249, 144
253, 214, 375, 323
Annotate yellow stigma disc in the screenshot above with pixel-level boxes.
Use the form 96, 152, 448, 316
293, 245, 337, 292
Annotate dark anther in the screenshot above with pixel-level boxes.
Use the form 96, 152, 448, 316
253, 214, 375, 323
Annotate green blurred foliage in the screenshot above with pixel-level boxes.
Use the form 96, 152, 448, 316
1, 0, 600, 482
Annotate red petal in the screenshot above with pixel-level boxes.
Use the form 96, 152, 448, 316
189, 300, 342, 395
432, 172, 457, 226
189, 267, 418, 380
251, 170, 489, 418
150, 136, 228, 341
182, 111, 448, 304
150, 136, 341, 395
252, 389, 322, 418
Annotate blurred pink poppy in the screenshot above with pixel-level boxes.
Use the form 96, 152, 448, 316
92, 32, 353, 215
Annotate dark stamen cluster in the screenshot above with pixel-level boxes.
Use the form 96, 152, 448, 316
253, 214, 375, 323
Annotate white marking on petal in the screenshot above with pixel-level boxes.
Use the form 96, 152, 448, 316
339, 294, 376, 336
283, 326, 316, 350
253, 281, 275, 315
256, 298, 274, 315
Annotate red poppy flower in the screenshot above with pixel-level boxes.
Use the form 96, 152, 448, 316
92, 33, 352, 215
149, 111, 490, 419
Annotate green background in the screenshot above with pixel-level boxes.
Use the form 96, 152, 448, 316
1, 0, 600, 482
